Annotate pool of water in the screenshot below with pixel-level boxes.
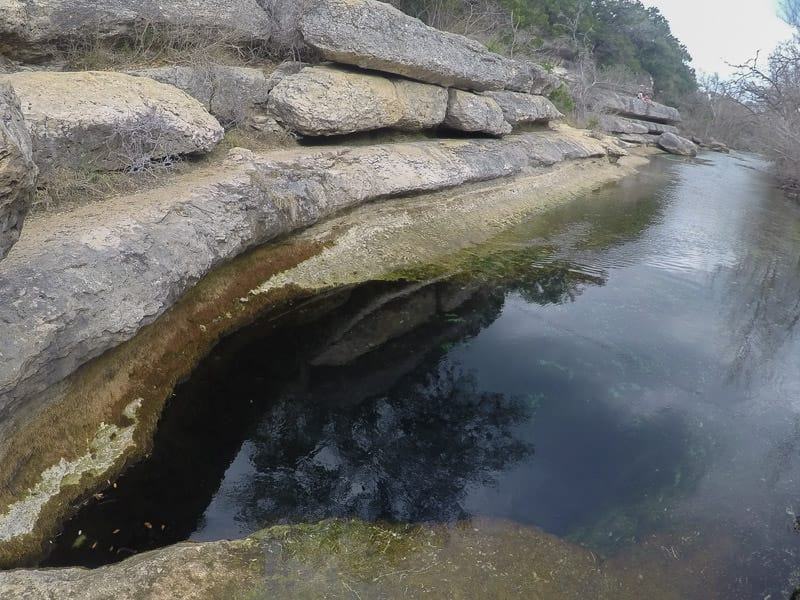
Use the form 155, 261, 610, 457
44, 152, 800, 597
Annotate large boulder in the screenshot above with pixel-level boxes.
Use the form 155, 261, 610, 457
0, 83, 37, 260
590, 90, 681, 124
128, 63, 304, 127
444, 90, 511, 136
267, 65, 447, 136
0, 0, 273, 62
657, 132, 698, 157
483, 91, 562, 126
0, 71, 224, 176
298, 0, 545, 93
597, 115, 649, 135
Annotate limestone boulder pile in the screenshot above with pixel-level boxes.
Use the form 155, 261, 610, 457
0, 83, 37, 260
0, 71, 224, 177
267, 65, 447, 136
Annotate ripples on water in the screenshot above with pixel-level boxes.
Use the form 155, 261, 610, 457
45, 153, 800, 598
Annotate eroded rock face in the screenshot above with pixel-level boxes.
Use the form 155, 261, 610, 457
590, 90, 681, 124
128, 63, 304, 127
657, 132, 698, 157
0, 0, 273, 62
0, 129, 612, 437
483, 91, 562, 126
298, 0, 533, 92
0, 83, 37, 260
0, 71, 223, 176
268, 65, 447, 136
445, 90, 511, 136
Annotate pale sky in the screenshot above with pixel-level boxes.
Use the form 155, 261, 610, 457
640, 0, 795, 77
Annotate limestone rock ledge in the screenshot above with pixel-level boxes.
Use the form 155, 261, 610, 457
0, 129, 615, 451
0, 0, 274, 62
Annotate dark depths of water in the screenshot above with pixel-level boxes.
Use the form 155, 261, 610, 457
44, 153, 800, 597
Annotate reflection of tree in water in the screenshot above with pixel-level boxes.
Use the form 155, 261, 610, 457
510, 262, 606, 306
720, 194, 800, 387
234, 365, 532, 527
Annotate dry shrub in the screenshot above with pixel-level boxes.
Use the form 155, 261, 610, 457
58, 21, 273, 71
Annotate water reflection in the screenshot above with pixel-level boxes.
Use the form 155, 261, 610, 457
42, 152, 800, 599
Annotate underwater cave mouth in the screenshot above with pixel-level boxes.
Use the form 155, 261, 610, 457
38, 153, 800, 600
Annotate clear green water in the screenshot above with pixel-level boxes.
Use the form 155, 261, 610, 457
46, 153, 800, 598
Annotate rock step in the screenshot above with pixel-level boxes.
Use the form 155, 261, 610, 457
0, 71, 224, 178
0, 128, 618, 430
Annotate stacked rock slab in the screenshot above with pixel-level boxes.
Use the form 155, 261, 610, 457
0, 83, 37, 260
297, 0, 552, 94
598, 115, 678, 136
268, 65, 448, 136
591, 90, 681, 125
128, 63, 305, 127
267, 66, 560, 137
0, 71, 224, 177
0, 0, 273, 62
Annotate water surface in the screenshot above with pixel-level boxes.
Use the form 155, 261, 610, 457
45, 153, 800, 598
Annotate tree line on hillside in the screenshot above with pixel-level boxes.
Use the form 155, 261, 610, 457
388, 0, 696, 105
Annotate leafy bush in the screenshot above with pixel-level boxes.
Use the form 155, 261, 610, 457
548, 84, 575, 114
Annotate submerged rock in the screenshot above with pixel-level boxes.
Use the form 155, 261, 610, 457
444, 90, 512, 136
268, 65, 447, 136
128, 62, 304, 128
657, 132, 698, 157
0, 71, 223, 176
0, 518, 731, 599
298, 0, 544, 93
483, 91, 563, 126
0, 0, 273, 62
0, 83, 37, 260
